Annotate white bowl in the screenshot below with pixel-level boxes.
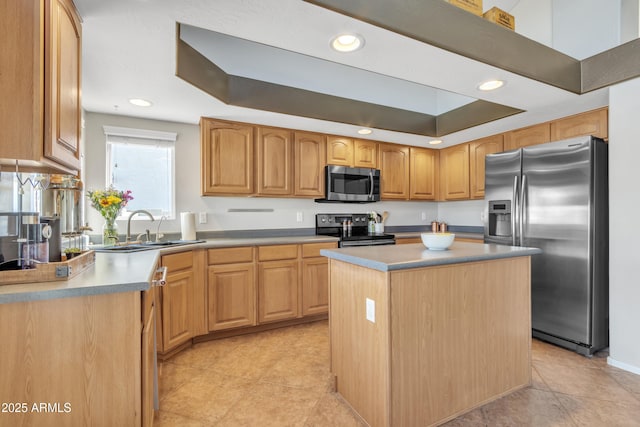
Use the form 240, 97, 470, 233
420, 232, 455, 250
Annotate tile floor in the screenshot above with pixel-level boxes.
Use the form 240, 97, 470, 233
154, 320, 640, 426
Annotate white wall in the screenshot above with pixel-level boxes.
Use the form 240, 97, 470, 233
83, 112, 449, 237
608, 77, 640, 374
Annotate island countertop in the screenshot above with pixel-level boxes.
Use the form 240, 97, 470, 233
321, 241, 542, 272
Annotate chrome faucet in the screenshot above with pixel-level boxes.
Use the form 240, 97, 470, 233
126, 210, 154, 242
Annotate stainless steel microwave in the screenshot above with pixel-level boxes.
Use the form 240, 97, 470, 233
315, 165, 381, 203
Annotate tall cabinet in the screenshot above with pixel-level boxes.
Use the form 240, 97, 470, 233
0, 0, 82, 173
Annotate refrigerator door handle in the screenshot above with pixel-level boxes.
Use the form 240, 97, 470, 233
512, 175, 519, 246
520, 174, 527, 246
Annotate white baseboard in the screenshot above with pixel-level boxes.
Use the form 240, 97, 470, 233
607, 357, 640, 375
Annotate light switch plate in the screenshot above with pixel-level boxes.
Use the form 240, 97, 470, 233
296, 211, 304, 222
199, 212, 207, 224
366, 298, 375, 323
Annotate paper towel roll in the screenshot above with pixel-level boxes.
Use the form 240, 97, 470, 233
180, 212, 196, 241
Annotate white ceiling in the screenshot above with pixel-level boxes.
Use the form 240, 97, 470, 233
75, 0, 610, 148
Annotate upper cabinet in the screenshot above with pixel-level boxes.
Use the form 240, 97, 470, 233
550, 108, 608, 142
504, 123, 550, 151
379, 144, 410, 200
256, 127, 293, 196
327, 137, 378, 168
469, 135, 504, 199
409, 147, 438, 200
439, 143, 470, 200
294, 132, 326, 197
0, 0, 82, 174
201, 118, 254, 195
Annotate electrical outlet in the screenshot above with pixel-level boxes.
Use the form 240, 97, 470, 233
421, 212, 427, 221
366, 298, 375, 323
199, 212, 207, 224
296, 211, 304, 222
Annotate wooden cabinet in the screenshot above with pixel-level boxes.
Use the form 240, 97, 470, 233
354, 139, 378, 168
504, 123, 550, 151
327, 136, 378, 168
158, 252, 195, 353
409, 147, 438, 200
201, 118, 254, 195
327, 136, 353, 165
294, 131, 326, 197
301, 242, 337, 316
207, 247, 256, 331
0, 0, 82, 173
440, 143, 470, 200
379, 143, 410, 200
141, 286, 156, 427
257, 245, 299, 323
469, 135, 504, 199
550, 108, 608, 141
257, 126, 293, 196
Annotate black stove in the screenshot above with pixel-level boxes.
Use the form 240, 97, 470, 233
315, 213, 395, 247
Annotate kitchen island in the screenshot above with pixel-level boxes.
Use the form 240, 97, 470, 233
321, 241, 541, 427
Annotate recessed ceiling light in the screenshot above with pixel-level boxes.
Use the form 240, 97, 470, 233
428, 139, 443, 145
128, 98, 153, 107
357, 128, 373, 135
331, 33, 364, 52
478, 80, 505, 91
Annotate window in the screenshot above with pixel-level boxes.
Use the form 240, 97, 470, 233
104, 126, 177, 219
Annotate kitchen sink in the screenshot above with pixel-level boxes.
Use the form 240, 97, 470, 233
93, 240, 205, 253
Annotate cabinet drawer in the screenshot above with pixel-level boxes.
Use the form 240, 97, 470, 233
302, 242, 338, 258
162, 251, 193, 271
208, 247, 254, 265
258, 244, 298, 261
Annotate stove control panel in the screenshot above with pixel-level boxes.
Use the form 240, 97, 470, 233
316, 213, 369, 229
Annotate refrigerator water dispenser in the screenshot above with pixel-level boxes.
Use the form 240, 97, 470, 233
488, 200, 511, 237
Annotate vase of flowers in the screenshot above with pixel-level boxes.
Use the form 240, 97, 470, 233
87, 187, 134, 246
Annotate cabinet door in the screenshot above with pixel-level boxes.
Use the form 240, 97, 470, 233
550, 108, 608, 141
410, 147, 438, 200
201, 119, 254, 195
162, 269, 194, 351
469, 135, 504, 199
302, 257, 329, 316
141, 292, 155, 427
258, 260, 299, 323
354, 139, 378, 168
207, 263, 256, 331
440, 143, 470, 200
327, 136, 353, 166
44, 0, 82, 171
379, 144, 410, 200
504, 123, 550, 151
257, 126, 293, 195
294, 132, 326, 197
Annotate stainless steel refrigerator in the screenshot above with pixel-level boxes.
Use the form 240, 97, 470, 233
484, 136, 608, 355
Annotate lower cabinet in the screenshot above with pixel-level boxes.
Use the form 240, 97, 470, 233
301, 242, 334, 316
257, 244, 299, 323
141, 286, 156, 427
207, 247, 256, 331
157, 252, 195, 353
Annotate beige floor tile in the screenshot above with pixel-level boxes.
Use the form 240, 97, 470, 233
304, 393, 366, 427
479, 388, 576, 427
259, 348, 331, 392
531, 365, 550, 391
534, 359, 638, 404
531, 339, 600, 369
605, 365, 640, 394
556, 393, 640, 427
440, 407, 486, 426
157, 362, 204, 396
207, 341, 285, 380
167, 335, 245, 370
215, 382, 322, 427
153, 410, 205, 427
160, 370, 254, 424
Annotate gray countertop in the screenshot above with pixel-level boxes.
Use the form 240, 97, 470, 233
320, 241, 542, 272
0, 235, 339, 304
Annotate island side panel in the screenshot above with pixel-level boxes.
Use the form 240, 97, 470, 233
389, 257, 532, 426
0, 292, 141, 427
329, 259, 391, 427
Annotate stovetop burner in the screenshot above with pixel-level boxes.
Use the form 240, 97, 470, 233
315, 213, 395, 247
